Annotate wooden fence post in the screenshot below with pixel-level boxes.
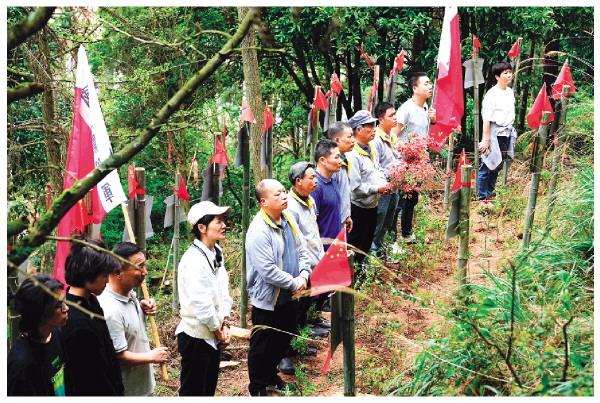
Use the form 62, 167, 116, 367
240, 121, 251, 328
522, 111, 551, 249
443, 133, 455, 210
544, 85, 570, 231
457, 165, 473, 286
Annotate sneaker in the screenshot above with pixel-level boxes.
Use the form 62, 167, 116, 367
402, 234, 416, 244
309, 325, 330, 338
277, 357, 295, 375
390, 242, 405, 255
312, 318, 331, 329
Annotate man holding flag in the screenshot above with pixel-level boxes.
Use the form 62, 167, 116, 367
477, 61, 517, 206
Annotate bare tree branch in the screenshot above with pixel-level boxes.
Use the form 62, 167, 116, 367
7, 8, 260, 271
7, 7, 56, 51
7, 82, 45, 103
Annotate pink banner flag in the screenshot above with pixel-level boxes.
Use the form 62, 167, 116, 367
53, 46, 126, 286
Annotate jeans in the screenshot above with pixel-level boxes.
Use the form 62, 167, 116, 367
477, 136, 510, 200
371, 192, 399, 252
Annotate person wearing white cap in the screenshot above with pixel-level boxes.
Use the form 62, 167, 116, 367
175, 201, 233, 396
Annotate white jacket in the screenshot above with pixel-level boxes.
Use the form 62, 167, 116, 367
175, 239, 233, 349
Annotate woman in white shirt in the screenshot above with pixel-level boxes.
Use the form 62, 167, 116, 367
176, 201, 233, 396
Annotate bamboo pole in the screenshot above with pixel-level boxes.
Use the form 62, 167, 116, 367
121, 196, 169, 381
457, 165, 473, 286
522, 111, 550, 249
502, 37, 523, 186
134, 168, 146, 252
342, 256, 356, 396
172, 171, 181, 310
472, 55, 481, 190
443, 133, 455, 210
240, 121, 251, 328
544, 85, 570, 231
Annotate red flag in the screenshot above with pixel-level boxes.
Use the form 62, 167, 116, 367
450, 150, 472, 192
54, 46, 126, 286
261, 104, 275, 132
310, 228, 352, 297
167, 133, 174, 166
472, 35, 481, 56
508, 39, 520, 59
210, 137, 229, 166
127, 164, 138, 198
527, 82, 555, 129
358, 43, 375, 69
367, 68, 379, 112
389, 50, 406, 77
330, 73, 343, 95
241, 98, 257, 123
428, 7, 464, 152
312, 87, 329, 112
176, 171, 190, 201
551, 59, 576, 100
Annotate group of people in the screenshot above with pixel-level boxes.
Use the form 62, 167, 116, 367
7, 64, 516, 396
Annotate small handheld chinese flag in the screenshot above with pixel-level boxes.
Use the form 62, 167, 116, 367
551, 59, 576, 100
310, 228, 352, 297
312, 87, 329, 112
508, 39, 520, 59
527, 82, 555, 129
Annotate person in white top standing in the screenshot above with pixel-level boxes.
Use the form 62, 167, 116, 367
477, 61, 516, 206
394, 72, 436, 243
176, 201, 233, 396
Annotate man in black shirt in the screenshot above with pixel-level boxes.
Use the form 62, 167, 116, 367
61, 238, 125, 396
7, 275, 68, 396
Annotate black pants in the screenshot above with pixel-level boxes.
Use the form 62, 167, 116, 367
398, 191, 419, 237
348, 204, 378, 265
248, 302, 297, 392
178, 333, 221, 396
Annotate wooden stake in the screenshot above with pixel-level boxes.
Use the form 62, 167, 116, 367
343, 256, 356, 396
472, 54, 481, 190
457, 165, 472, 286
544, 85, 570, 231
522, 111, 550, 249
240, 121, 251, 328
172, 171, 181, 310
443, 133, 455, 210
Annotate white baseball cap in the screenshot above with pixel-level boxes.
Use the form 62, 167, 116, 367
187, 201, 231, 226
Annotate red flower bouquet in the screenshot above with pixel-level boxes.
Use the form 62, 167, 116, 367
388, 134, 437, 193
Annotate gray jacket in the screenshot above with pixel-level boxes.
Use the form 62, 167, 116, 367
286, 190, 325, 268
348, 143, 387, 209
245, 210, 311, 311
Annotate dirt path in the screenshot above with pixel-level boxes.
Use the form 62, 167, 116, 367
155, 165, 527, 396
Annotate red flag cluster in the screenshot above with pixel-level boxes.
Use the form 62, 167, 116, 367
551, 59, 576, 99
527, 82, 555, 129
312, 87, 329, 112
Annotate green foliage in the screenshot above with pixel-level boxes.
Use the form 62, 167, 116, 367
290, 325, 312, 356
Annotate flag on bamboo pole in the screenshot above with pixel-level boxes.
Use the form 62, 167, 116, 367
175, 171, 190, 201
210, 137, 229, 166
508, 39, 520, 59
330, 73, 343, 95
127, 164, 145, 199
446, 161, 472, 240
53, 46, 126, 286
309, 228, 352, 374
472, 35, 481, 57
428, 6, 464, 152
450, 150, 473, 192
163, 194, 187, 228
234, 124, 249, 168
388, 50, 406, 78
241, 98, 256, 124
527, 82, 555, 129
551, 59, 576, 99
358, 43, 375, 69
313, 87, 328, 112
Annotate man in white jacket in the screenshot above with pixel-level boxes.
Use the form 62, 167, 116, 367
176, 201, 233, 396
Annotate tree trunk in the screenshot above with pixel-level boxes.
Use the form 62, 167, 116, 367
238, 6, 267, 184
